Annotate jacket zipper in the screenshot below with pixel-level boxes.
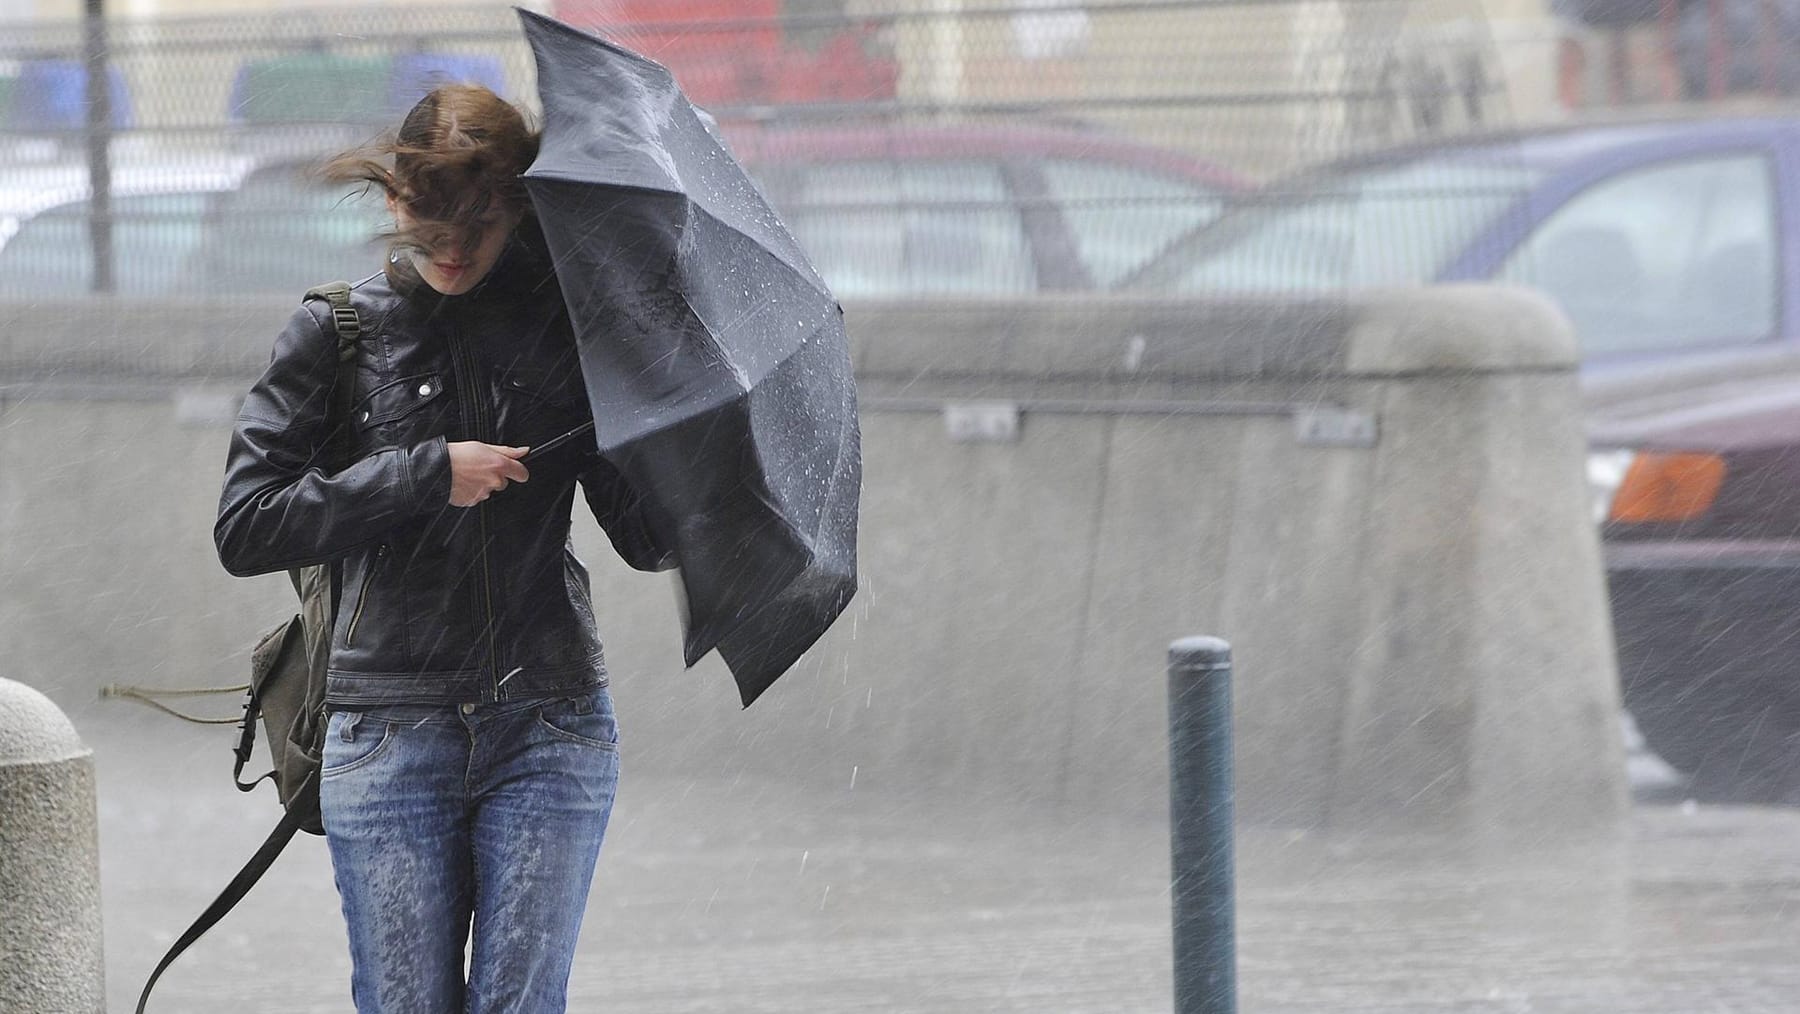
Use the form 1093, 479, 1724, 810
345, 544, 387, 647
475, 504, 502, 699
448, 323, 504, 701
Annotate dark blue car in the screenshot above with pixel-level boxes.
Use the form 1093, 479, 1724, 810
1126, 116, 1800, 801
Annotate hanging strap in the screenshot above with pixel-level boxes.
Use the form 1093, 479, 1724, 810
231, 682, 277, 794
133, 776, 316, 1014
98, 683, 248, 725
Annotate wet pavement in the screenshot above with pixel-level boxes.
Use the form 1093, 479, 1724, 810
61, 708, 1800, 1013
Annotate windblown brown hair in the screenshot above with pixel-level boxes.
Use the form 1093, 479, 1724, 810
321, 84, 540, 268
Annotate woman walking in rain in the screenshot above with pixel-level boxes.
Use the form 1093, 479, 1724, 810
214, 83, 671, 1012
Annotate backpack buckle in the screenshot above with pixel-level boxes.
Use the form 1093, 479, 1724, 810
332, 306, 360, 337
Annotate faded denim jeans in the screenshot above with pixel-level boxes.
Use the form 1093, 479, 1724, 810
318, 687, 619, 1014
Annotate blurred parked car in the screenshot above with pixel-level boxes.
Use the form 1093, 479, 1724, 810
0, 156, 389, 297
0, 122, 1240, 299
1124, 115, 1800, 801
0, 159, 261, 296
725, 122, 1243, 293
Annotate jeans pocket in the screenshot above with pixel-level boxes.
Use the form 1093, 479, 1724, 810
321, 712, 397, 777
535, 693, 619, 751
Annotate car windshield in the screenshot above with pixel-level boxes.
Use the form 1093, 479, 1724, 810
1121, 159, 1544, 294
0, 192, 216, 297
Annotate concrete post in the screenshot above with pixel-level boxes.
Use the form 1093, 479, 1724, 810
0, 679, 105, 1013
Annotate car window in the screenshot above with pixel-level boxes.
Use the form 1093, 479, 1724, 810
1498, 154, 1778, 356
1038, 160, 1224, 287
0, 193, 213, 296
755, 161, 1036, 296
1121, 161, 1541, 293
186, 167, 387, 291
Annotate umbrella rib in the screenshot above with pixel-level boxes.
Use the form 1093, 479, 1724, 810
541, 233, 803, 397
536, 199, 735, 376
685, 271, 822, 359
689, 205, 835, 302
529, 176, 834, 304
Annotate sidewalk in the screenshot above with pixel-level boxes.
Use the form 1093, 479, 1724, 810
78, 707, 1800, 1014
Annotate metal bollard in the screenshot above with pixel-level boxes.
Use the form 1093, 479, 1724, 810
1169, 637, 1237, 1014
0, 678, 106, 1013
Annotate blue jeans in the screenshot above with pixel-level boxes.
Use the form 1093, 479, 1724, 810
318, 687, 620, 1014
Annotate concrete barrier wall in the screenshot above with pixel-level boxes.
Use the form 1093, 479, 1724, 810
0, 288, 1625, 833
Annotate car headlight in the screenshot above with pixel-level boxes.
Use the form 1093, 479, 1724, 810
1587, 449, 1637, 525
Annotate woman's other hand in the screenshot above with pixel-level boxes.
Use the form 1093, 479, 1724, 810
448, 441, 530, 506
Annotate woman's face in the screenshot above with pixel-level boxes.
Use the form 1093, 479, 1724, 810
388, 194, 521, 296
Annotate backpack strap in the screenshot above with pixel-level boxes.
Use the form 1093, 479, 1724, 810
133, 776, 316, 1014
303, 280, 363, 473
303, 280, 359, 611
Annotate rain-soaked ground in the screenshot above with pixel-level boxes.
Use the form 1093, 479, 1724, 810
64, 706, 1800, 1013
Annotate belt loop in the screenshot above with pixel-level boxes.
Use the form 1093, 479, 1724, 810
340, 711, 363, 742
573, 694, 595, 716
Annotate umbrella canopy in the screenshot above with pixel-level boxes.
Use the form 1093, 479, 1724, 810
517, 8, 861, 707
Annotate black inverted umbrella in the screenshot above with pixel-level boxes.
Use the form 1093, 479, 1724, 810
517, 8, 861, 707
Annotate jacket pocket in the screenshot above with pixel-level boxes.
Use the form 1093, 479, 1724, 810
354, 372, 447, 432
501, 367, 586, 410
499, 367, 592, 451
344, 544, 387, 647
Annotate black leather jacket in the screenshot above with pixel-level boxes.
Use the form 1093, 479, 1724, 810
216, 224, 672, 708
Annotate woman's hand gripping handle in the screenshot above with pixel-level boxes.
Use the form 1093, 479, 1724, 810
448, 442, 530, 506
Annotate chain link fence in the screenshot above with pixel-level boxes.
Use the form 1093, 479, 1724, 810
0, 0, 1520, 302
1554, 0, 1800, 107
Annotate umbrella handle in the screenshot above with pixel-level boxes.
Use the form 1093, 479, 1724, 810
521, 421, 596, 463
